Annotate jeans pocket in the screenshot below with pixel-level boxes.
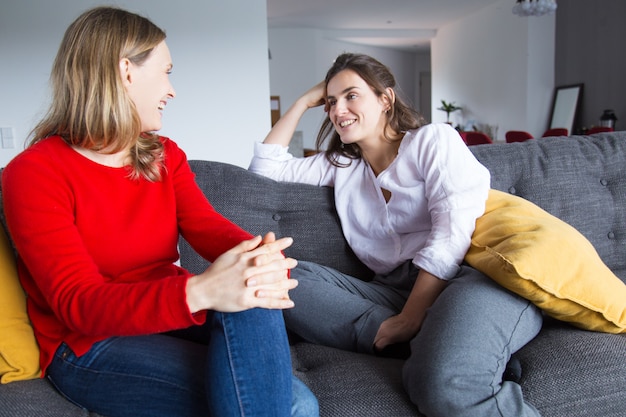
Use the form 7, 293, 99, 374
47, 345, 89, 411
53, 342, 76, 361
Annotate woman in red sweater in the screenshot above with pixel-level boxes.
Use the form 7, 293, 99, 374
1, 6, 317, 417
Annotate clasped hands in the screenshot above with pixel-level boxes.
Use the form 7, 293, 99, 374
186, 232, 298, 314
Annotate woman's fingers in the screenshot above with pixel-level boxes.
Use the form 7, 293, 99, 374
261, 231, 276, 245
232, 235, 264, 254
188, 233, 299, 313
231, 235, 292, 262
254, 282, 298, 309
254, 295, 295, 310
249, 235, 294, 268
245, 257, 297, 285
255, 236, 294, 255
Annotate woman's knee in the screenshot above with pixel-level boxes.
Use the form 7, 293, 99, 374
290, 260, 341, 283
401, 268, 544, 416
403, 348, 508, 417
291, 376, 319, 417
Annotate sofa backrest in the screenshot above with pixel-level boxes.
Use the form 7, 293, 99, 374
469, 132, 626, 279
179, 160, 374, 280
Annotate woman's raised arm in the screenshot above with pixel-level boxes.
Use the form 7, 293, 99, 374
263, 81, 326, 146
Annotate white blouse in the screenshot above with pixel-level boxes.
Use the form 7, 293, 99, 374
249, 123, 490, 280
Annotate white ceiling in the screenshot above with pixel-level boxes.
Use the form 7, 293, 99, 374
267, 0, 503, 51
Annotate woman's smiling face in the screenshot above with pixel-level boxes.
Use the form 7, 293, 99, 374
122, 40, 176, 133
326, 69, 389, 146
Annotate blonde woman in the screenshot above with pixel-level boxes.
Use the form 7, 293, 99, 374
2, 7, 317, 417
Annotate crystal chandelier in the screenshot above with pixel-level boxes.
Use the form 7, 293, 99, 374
512, 0, 557, 16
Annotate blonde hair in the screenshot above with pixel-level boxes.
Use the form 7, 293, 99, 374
30, 7, 167, 181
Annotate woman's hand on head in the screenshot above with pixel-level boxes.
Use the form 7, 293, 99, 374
298, 81, 327, 110
262, 82, 326, 146
185, 233, 298, 313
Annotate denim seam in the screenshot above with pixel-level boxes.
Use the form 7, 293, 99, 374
220, 313, 246, 416
492, 300, 534, 417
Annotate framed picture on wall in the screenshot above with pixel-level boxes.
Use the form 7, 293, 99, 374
549, 84, 583, 134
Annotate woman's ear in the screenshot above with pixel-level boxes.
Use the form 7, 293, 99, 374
382, 87, 396, 112
119, 58, 132, 87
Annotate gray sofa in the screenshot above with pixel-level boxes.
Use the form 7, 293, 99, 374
2, 131, 625, 417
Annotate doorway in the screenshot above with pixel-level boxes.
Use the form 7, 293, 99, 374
419, 72, 432, 123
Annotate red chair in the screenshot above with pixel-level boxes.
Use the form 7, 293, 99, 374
586, 126, 614, 134
464, 131, 493, 146
505, 131, 534, 143
542, 128, 568, 137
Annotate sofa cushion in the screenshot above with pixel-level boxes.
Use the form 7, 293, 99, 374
0, 223, 40, 383
517, 318, 626, 416
0, 378, 103, 416
290, 342, 419, 417
466, 189, 626, 333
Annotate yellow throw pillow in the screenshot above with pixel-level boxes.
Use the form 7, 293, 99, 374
465, 189, 626, 334
0, 225, 41, 383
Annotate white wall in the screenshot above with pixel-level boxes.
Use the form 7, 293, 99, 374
268, 0, 555, 144
2, 0, 557, 165
431, 0, 555, 140
268, 28, 420, 150
0, 0, 270, 168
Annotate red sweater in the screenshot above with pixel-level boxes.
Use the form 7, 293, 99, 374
2, 136, 253, 374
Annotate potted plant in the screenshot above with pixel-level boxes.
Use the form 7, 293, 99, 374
437, 100, 462, 124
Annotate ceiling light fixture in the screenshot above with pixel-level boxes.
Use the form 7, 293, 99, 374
512, 0, 557, 16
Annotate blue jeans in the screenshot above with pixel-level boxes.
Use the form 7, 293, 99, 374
288, 260, 543, 417
47, 309, 318, 417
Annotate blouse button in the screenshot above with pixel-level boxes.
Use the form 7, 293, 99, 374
508, 186, 516, 195
608, 231, 616, 240
600, 179, 608, 186
272, 214, 281, 221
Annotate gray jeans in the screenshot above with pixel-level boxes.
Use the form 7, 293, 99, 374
287, 260, 543, 417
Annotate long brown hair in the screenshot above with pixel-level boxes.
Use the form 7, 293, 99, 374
315, 53, 425, 167
29, 7, 166, 181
